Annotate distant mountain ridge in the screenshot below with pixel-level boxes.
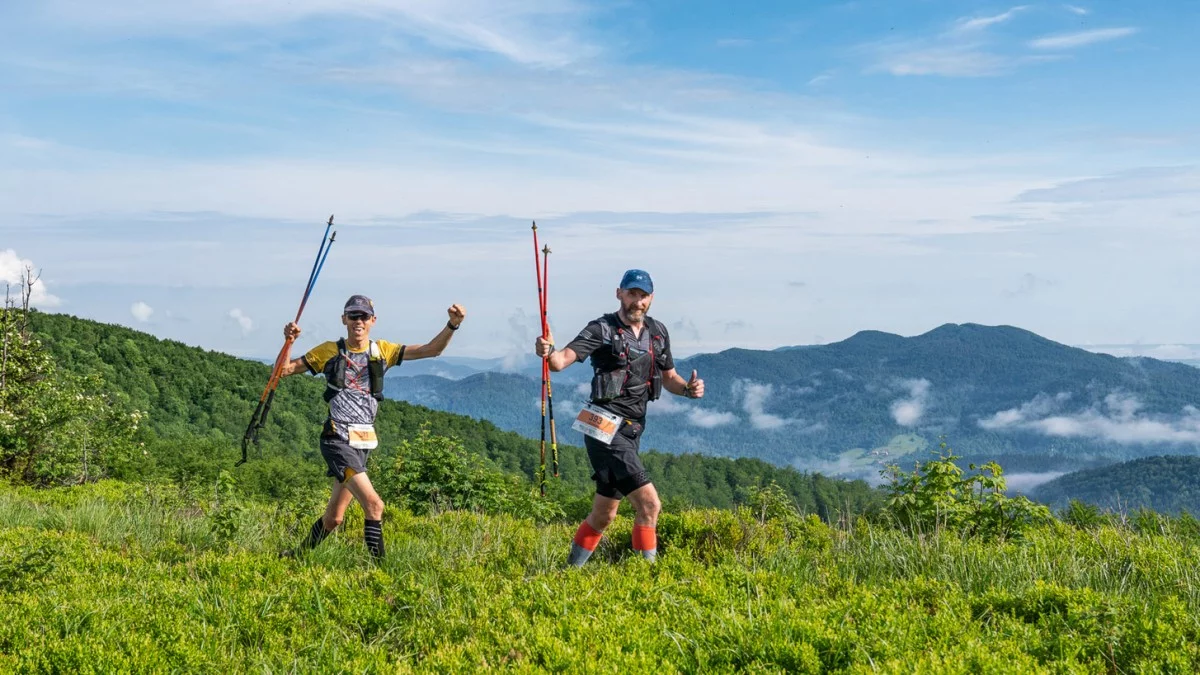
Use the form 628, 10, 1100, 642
1033, 456, 1200, 515
387, 323, 1200, 479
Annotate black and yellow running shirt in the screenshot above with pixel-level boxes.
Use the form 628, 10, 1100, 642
304, 340, 404, 437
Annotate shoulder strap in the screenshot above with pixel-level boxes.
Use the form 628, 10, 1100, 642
644, 316, 664, 339
367, 340, 385, 400
598, 313, 618, 341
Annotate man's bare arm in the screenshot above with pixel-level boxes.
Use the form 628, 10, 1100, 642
403, 304, 466, 361
278, 355, 310, 377
534, 331, 578, 371
662, 368, 704, 399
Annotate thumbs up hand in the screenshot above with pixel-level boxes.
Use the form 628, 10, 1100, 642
686, 369, 705, 399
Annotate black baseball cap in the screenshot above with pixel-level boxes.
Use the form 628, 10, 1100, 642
343, 295, 375, 316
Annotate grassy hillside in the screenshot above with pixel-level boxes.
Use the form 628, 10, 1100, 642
26, 311, 879, 514
2, 480, 1198, 672
1034, 455, 1200, 515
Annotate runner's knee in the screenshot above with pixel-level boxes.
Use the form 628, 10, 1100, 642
590, 509, 617, 530
636, 495, 660, 522
363, 496, 385, 520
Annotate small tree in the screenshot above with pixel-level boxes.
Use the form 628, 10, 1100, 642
883, 441, 1051, 540
0, 269, 141, 485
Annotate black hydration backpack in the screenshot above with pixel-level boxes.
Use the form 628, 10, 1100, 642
322, 338, 386, 402
588, 313, 669, 403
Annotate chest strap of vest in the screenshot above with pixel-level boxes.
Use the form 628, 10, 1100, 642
324, 339, 386, 402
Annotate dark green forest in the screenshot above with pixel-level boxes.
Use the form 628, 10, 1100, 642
1034, 455, 1200, 515
23, 311, 879, 516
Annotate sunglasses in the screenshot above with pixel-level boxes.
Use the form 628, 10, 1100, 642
345, 312, 372, 321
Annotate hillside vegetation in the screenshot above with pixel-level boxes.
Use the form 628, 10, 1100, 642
1034, 455, 1200, 515
5, 308, 1200, 671
2, 479, 1199, 672
24, 310, 878, 514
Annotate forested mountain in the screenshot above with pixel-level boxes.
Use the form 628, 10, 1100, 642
386, 323, 1200, 479
1032, 455, 1200, 515
27, 311, 878, 513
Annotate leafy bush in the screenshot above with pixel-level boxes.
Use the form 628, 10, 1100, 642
1061, 498, 1104, 529
372, 425, 563, 522
884, 442, 1052, 540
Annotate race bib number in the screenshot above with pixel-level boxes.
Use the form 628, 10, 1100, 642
572, 404, 622, 444
346, 423, 378, 450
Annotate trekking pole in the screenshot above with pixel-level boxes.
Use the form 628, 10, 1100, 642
542, 244, 559, 478
239, 217, 337, 466
532, 222, 547, 495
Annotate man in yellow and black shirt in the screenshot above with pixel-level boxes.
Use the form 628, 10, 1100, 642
277, 294, 466, 560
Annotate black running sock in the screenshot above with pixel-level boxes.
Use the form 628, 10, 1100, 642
364, 519, 385, 559
299, 517, 332, 552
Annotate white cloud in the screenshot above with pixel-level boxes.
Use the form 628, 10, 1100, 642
870, 46, 1017, 78
979, 392, 1200, 444
648, 394, 688, 415
890, 378, 931, 426
687, 408, 737, 428
39, 0, 599, 68
979, 391, 1073, 429
1029, 27, 1138, 50
733, 380, 788, 429
953, 6, 1028, 33
1015, 166, 1198, 203
131, 301, 154, 322
229, 308, 254, 334
648, 392, 735, 427
501, 307, 540, 372
1005, 471, 1067, 492
1064, 5, 1089, 15
870, 7, 1047, 78
0, 249, 62, 308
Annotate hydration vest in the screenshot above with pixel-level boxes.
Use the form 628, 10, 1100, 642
322, 338, 386, 402
589, 314, 670, 404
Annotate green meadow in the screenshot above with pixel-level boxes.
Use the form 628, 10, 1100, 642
3, 477, 1199, 673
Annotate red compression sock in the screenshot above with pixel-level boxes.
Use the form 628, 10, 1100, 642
573, 521, 604, 551
632, 524, 657, 552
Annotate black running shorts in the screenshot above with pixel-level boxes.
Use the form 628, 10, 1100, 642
319, 437, 369, 483
583, 418, 651, 499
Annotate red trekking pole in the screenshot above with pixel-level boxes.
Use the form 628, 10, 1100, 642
532, 222, 548, 495
542, 243, 559, 478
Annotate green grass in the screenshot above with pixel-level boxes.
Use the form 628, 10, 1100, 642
2, 481, 1199, 673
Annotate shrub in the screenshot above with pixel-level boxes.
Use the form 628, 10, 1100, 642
883, 441, 1051, 540
372, 425, 563, 522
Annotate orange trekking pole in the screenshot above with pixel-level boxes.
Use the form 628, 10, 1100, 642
239, 216, 337, 466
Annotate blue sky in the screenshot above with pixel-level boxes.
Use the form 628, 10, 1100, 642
2, 0, 1198, 361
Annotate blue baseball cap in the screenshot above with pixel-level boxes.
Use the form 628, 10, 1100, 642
343, 294, 375, 316
619, 269, 654, 294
